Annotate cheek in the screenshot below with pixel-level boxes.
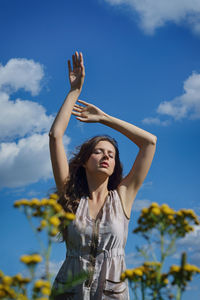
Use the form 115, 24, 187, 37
85, 155, 98, 169
111, 160, 116, 171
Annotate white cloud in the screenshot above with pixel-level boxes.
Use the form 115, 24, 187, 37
142, 117, 170, 126
142, 72, 200, 125
0, 57, 72, 189
132, 198, 151, 211
157, 72, 200, 120
104, 0, 200, 35
0, 133, 70, 188
0, 58, 44, 96
0, 92, 54, 141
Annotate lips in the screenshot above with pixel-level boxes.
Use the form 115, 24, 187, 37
100, 161, 109, 168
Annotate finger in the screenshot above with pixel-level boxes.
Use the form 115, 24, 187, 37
72, 111, 82, 116
68, 60, 72, 74
78, 99, 90, 106
72, 54, 76, 69
74, 104, 83, 108
76, 116, 87, 122
80, 52, 84, 64
75, 51, 79, 65
73, 107, 82, 112
79, 52, 85, 76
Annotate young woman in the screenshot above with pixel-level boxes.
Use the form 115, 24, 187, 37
49, 52, 157, 300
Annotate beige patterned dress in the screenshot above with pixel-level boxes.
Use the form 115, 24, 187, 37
50, 190, 130, 300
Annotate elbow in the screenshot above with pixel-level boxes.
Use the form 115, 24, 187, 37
49, 129, 63, 140
145, 135, 157, 146
152, 135, 157, 145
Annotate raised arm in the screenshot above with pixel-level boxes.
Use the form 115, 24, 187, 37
72, 100, 157, 218
49, 52, 85, 194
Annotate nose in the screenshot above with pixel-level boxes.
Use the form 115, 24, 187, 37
102, 151, 109, 160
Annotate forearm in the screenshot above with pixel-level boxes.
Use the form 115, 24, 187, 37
100, 113, 157, 148
49, 88, 81, 138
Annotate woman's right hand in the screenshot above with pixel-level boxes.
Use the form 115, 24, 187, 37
68, 51, 85, 91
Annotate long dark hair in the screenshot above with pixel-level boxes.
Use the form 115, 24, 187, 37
58, 135, 123, 215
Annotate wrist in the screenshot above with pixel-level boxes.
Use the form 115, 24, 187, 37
99, 112, 110, 124
69, 87, 82, 94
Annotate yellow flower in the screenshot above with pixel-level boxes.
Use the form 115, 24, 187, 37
161, 204, 169, 210
50, 228, 59, 236
31, 254, 42, 263
1, 285, 16, 298
16, 294, 29, 300
151, 202, 159, 208
48, 199, 57, 206
125, 269, 134, 278
134, 269, 143, 276
34, 280, 44, 289
2, 276, 13, 285
49, 193, 59, 200
163, 278, 169, 285
30, 199, 40, 206
14, 199, 30, 207
184, 264, 200, 273
40, 220, 47, 228
49, 216, 60, 226
13, 274, 30, 284
53, 203, 62, 213
184, 225, 194, 232
176, 211, 183, 217
20, 254, 42, 265
41, 287, 51, 295
40, 199, 49, 205
64, 212, 76, 221
170, 265, 180, 273
162, 207, 175, 215
20, 255, 31, 264
35, 298, 49, 300
34, 280, 50, 289
151, 208, 160, 216
141, 208, 148, 214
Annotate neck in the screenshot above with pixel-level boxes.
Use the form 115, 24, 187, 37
86, 172, 109, 202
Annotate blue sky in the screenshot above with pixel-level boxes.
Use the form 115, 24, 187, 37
0, 0, 200, 298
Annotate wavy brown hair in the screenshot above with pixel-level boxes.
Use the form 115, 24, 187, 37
58, 135, 123, 216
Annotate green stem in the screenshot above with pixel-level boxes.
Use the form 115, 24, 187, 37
130, 281, 138, 300
176, 285, 182, 300
141, 279, 145, 300
164, 236, 176, 258
160, 231, 165, 263
26, 212, 45, 254
44, 237, 52, 281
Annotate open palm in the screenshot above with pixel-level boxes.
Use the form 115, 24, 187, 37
68, 52, 85, 90
72, 100, 105, 123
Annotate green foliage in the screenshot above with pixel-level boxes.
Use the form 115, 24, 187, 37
0, 194, 88, 300
121, 202, 200, 300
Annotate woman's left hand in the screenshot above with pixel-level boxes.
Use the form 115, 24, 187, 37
72, 100, 105, 123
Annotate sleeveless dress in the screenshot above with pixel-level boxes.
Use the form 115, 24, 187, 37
50, 190, 130, 300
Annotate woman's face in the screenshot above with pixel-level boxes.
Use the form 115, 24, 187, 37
84, 140, 116, 177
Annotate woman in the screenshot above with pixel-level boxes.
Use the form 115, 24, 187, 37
49, 51, 157, 300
